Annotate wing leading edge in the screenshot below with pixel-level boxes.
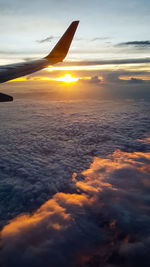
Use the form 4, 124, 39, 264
0, 21, 79, 102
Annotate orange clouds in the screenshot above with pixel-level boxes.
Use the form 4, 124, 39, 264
8, 74, 91, 84
138, 137, 150, 144
1, 197, 71, 239
75, 150, 150, 195
0, 149, 150, 267
1, 150, 150, 238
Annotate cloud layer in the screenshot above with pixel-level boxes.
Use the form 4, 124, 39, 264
0, 149, 150, 267
0, 98, 150, 266
0, 100, 150, 228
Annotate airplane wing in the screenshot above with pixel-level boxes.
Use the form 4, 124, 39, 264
0, 21, 79, 102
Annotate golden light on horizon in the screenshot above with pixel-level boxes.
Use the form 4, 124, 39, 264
9, 74, 80, 83
119, 75, 150, 81
46, 63, 150, 73
55, 74, 79, 83
46, 65, 117, 72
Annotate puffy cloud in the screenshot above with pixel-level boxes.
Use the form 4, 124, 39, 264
0, 99, 150, 231
0, 149, 150, 266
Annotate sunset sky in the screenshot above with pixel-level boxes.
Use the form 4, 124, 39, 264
1, 0, 150, 94
1, 0, 150, 63
0, 2, 150, 267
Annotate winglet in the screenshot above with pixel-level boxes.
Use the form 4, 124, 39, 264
45, 21, 79, 63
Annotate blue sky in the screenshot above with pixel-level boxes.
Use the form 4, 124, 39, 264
1, 0, 150, 64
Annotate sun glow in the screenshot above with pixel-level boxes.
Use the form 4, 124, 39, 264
55, 74, 79, 83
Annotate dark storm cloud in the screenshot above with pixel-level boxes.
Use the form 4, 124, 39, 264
119, 40, 150, 48
0, 150, 150, 267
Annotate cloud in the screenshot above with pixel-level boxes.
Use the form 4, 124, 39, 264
89, 76, 102, 83
128, 77, 144, 84
137, 137, 150, 144
119, 41, 150, 48
91, 37, 110, 42
78, 75, 101, 85
0, 98, 149, 241
0, 150, 150, 266
4, 68, 150, 101
56, 58, 150, 68
37, 35, 56, 43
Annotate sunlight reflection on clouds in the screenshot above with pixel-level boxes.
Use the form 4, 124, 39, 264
0, 150, 150, 267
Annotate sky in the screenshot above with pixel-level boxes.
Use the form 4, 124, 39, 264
0, 1, 150, 266
1, 0, 150, 63
1, 0, 150, 94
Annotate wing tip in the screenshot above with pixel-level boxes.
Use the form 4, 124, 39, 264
72, 20, 80, 24
45, 20, 80, 63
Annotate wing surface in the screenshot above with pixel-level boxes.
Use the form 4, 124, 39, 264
0, 21, 79, 101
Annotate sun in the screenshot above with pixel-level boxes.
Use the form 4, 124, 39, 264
56, 74, 79, 83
